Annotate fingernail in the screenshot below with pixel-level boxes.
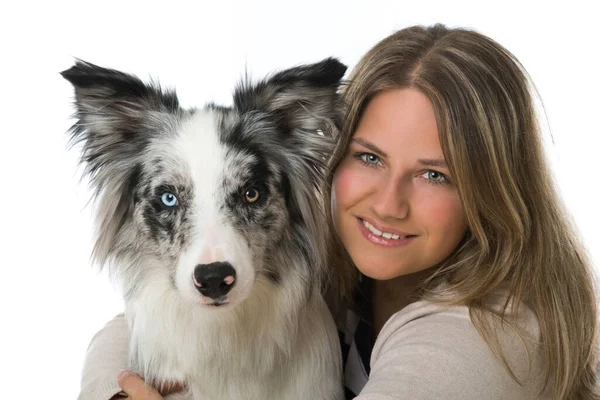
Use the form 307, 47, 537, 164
117, 369, 131, 380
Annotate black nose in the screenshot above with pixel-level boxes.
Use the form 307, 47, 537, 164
193, 262, 236, 299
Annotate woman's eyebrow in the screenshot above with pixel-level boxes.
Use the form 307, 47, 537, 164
351, 138, 388, 157
418, 158, 448, 168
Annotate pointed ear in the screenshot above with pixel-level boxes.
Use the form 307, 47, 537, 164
61, 59, 180, 116
61, 59, 180, 142
233, 58, 347, 134
61, 60, 181, 180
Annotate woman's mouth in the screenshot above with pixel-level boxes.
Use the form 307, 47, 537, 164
357, 217, 417, 247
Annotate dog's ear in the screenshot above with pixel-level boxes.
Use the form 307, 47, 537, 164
61, 59, 180, 120
233, 58, 347, 135
61, 60, 180, 159
61, 59, 181, 180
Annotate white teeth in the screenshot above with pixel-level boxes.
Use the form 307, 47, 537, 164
363, 220, 403, 240
370, 223, 383, 236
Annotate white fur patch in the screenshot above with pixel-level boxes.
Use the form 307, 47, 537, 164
156, 110, 256, 307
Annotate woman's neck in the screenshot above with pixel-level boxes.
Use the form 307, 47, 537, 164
372, 268, 434, 337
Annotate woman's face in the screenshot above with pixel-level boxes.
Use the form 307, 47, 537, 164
333, 88, 468, 280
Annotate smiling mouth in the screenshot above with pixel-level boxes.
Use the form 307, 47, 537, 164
360, 218, 416, 240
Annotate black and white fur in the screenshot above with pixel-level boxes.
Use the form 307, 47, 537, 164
62, 58, 346, 399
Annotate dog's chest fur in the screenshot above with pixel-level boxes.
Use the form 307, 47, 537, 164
128, 281, 342, 399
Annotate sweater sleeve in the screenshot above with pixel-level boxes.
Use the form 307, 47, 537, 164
355, 300, 548, 400
78, 313, 130, 400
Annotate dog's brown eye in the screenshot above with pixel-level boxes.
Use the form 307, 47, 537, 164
244, 189, 260, 203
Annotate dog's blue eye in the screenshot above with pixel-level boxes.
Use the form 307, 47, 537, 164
161, 193, 178, 207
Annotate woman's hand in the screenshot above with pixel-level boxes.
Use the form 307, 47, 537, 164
116, 370, 185, 399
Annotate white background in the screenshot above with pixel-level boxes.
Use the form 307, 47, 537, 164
0, 1, 598, 398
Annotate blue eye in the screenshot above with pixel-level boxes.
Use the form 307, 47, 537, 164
160, 192, 178, 207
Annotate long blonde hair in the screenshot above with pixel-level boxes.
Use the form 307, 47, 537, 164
325, 24, 599, 399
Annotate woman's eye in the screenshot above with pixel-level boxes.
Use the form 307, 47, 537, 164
359, 153, 381, 166
244, 188, 260, 203
423, 170, 448, 185
160, 192, 179, 207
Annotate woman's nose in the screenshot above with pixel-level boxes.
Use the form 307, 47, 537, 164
370, 175, 410, 221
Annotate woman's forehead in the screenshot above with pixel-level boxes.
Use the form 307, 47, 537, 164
352, 89, 444, 161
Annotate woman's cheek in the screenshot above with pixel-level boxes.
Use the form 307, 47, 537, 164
416, 185, 467, 238
333, 162, 366, 208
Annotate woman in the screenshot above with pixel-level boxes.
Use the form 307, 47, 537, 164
83, 24, 599, 399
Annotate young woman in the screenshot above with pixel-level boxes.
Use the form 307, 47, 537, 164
83, 24, 599, 399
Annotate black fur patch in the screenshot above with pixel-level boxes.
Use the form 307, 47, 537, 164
232, 58, 346, 115
61, 60, 179, 113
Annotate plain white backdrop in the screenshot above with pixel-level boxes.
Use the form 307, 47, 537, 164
0, 1, 598, 398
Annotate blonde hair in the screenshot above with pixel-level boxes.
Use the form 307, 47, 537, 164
325, 24, 599, 399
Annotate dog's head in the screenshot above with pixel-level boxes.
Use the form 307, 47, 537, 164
62, 59, 346, 309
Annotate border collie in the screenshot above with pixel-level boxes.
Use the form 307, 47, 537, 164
62, 58, 346, 399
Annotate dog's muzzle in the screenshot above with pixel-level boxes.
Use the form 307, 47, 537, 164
193, 262, 236, 299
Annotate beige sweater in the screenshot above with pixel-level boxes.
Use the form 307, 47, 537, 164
78, 290, 550, 400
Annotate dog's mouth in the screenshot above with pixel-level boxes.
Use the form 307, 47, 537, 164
205, 300, 229, 307
191, 294, 232, 308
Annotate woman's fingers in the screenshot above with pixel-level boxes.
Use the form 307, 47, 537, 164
117, 370, 164, 400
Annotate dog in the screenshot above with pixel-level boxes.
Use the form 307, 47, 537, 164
62, 58, 346, 399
